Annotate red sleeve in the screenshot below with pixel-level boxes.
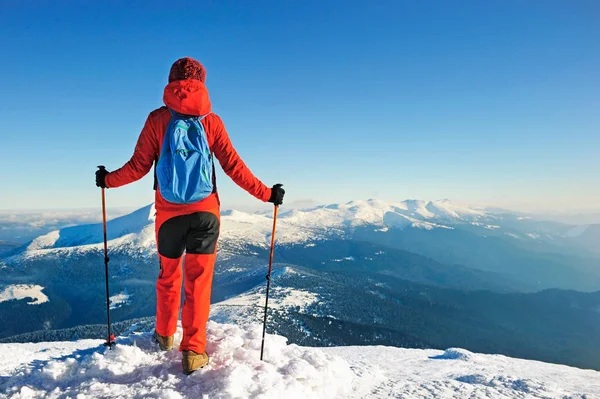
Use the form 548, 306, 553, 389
210, 115, 272, 202
105, 114, 158, 189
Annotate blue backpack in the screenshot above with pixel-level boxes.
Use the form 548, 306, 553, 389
155, 109, 214, 204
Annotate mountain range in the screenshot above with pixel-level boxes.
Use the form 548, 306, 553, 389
1, 199, 599, 370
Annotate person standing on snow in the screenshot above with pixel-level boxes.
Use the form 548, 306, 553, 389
95, 57, 285, 375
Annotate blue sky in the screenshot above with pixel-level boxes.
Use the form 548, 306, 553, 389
0, 0, 598, 213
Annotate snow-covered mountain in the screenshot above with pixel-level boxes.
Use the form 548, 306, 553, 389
2, 199, 600, 372
0, 319, 598, 399
3, 198, 593, 257
1, 198, 599, 326
17, 204, 157, 258
5, 199, 597, 277
8, 198, 598, 295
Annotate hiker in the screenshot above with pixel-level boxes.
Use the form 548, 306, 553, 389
95, 57, 285, 374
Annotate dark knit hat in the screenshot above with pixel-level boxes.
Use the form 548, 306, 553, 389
168, 57, 206, 83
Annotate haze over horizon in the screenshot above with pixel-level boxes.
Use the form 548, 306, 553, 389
1, 196, 599, 225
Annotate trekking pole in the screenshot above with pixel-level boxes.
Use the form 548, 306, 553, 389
98, 166, 115, 349
260, 204, 279, 361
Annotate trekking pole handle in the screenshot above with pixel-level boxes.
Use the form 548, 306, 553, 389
97, 165, 106, 171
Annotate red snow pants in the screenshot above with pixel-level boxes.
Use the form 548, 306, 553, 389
154, 207, 220, 354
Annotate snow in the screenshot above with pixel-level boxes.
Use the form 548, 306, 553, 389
20, 204, 156, 254
209, 282, 321, 328
8, 198, 581, 272
223, 199, 477, 243
24, 230, 60, 252
109, 291, 131, 310
224, 267, 248, 273
332, 256, 355, 262
0, 321, 353, 399
382, 212, 453, 231
215, 287, 319, 311
6, 198, 499, 264
323, 345, 600, 398
0, 321, 598, 398
217, 198, 481, 247
471, 222, 501, 230
424, 200, 487, 221
0, 284, 48, 305
13, 222, 157, 263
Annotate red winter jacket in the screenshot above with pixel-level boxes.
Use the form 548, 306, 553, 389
105, 79, 272, 214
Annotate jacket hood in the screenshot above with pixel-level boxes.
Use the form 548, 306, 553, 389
163, 79, 212, 116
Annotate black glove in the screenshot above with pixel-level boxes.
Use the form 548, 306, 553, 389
268, 184, 285, 206
96, 167, 109, 188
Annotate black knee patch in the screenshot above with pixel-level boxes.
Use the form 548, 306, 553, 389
157, 215, 189, 259
186, 212, 220, 255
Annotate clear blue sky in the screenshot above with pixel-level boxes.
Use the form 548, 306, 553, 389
0, 0, 598, 212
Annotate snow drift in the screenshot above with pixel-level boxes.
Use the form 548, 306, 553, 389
0, 321, 353, 399
1, 320, 599, 399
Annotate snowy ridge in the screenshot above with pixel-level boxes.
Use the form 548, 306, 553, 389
9, 205, 157, 262
8, 199, 488, 260
22, 204, 156, 252
0, 320, 598, 398
201, 199, 486, 247
15, 223, 157, 262
279, 198, 485, 230
6, 198, 574, 263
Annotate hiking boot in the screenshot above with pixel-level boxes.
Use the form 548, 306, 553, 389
182, 350, 209, 374
153, 331, 174, 351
